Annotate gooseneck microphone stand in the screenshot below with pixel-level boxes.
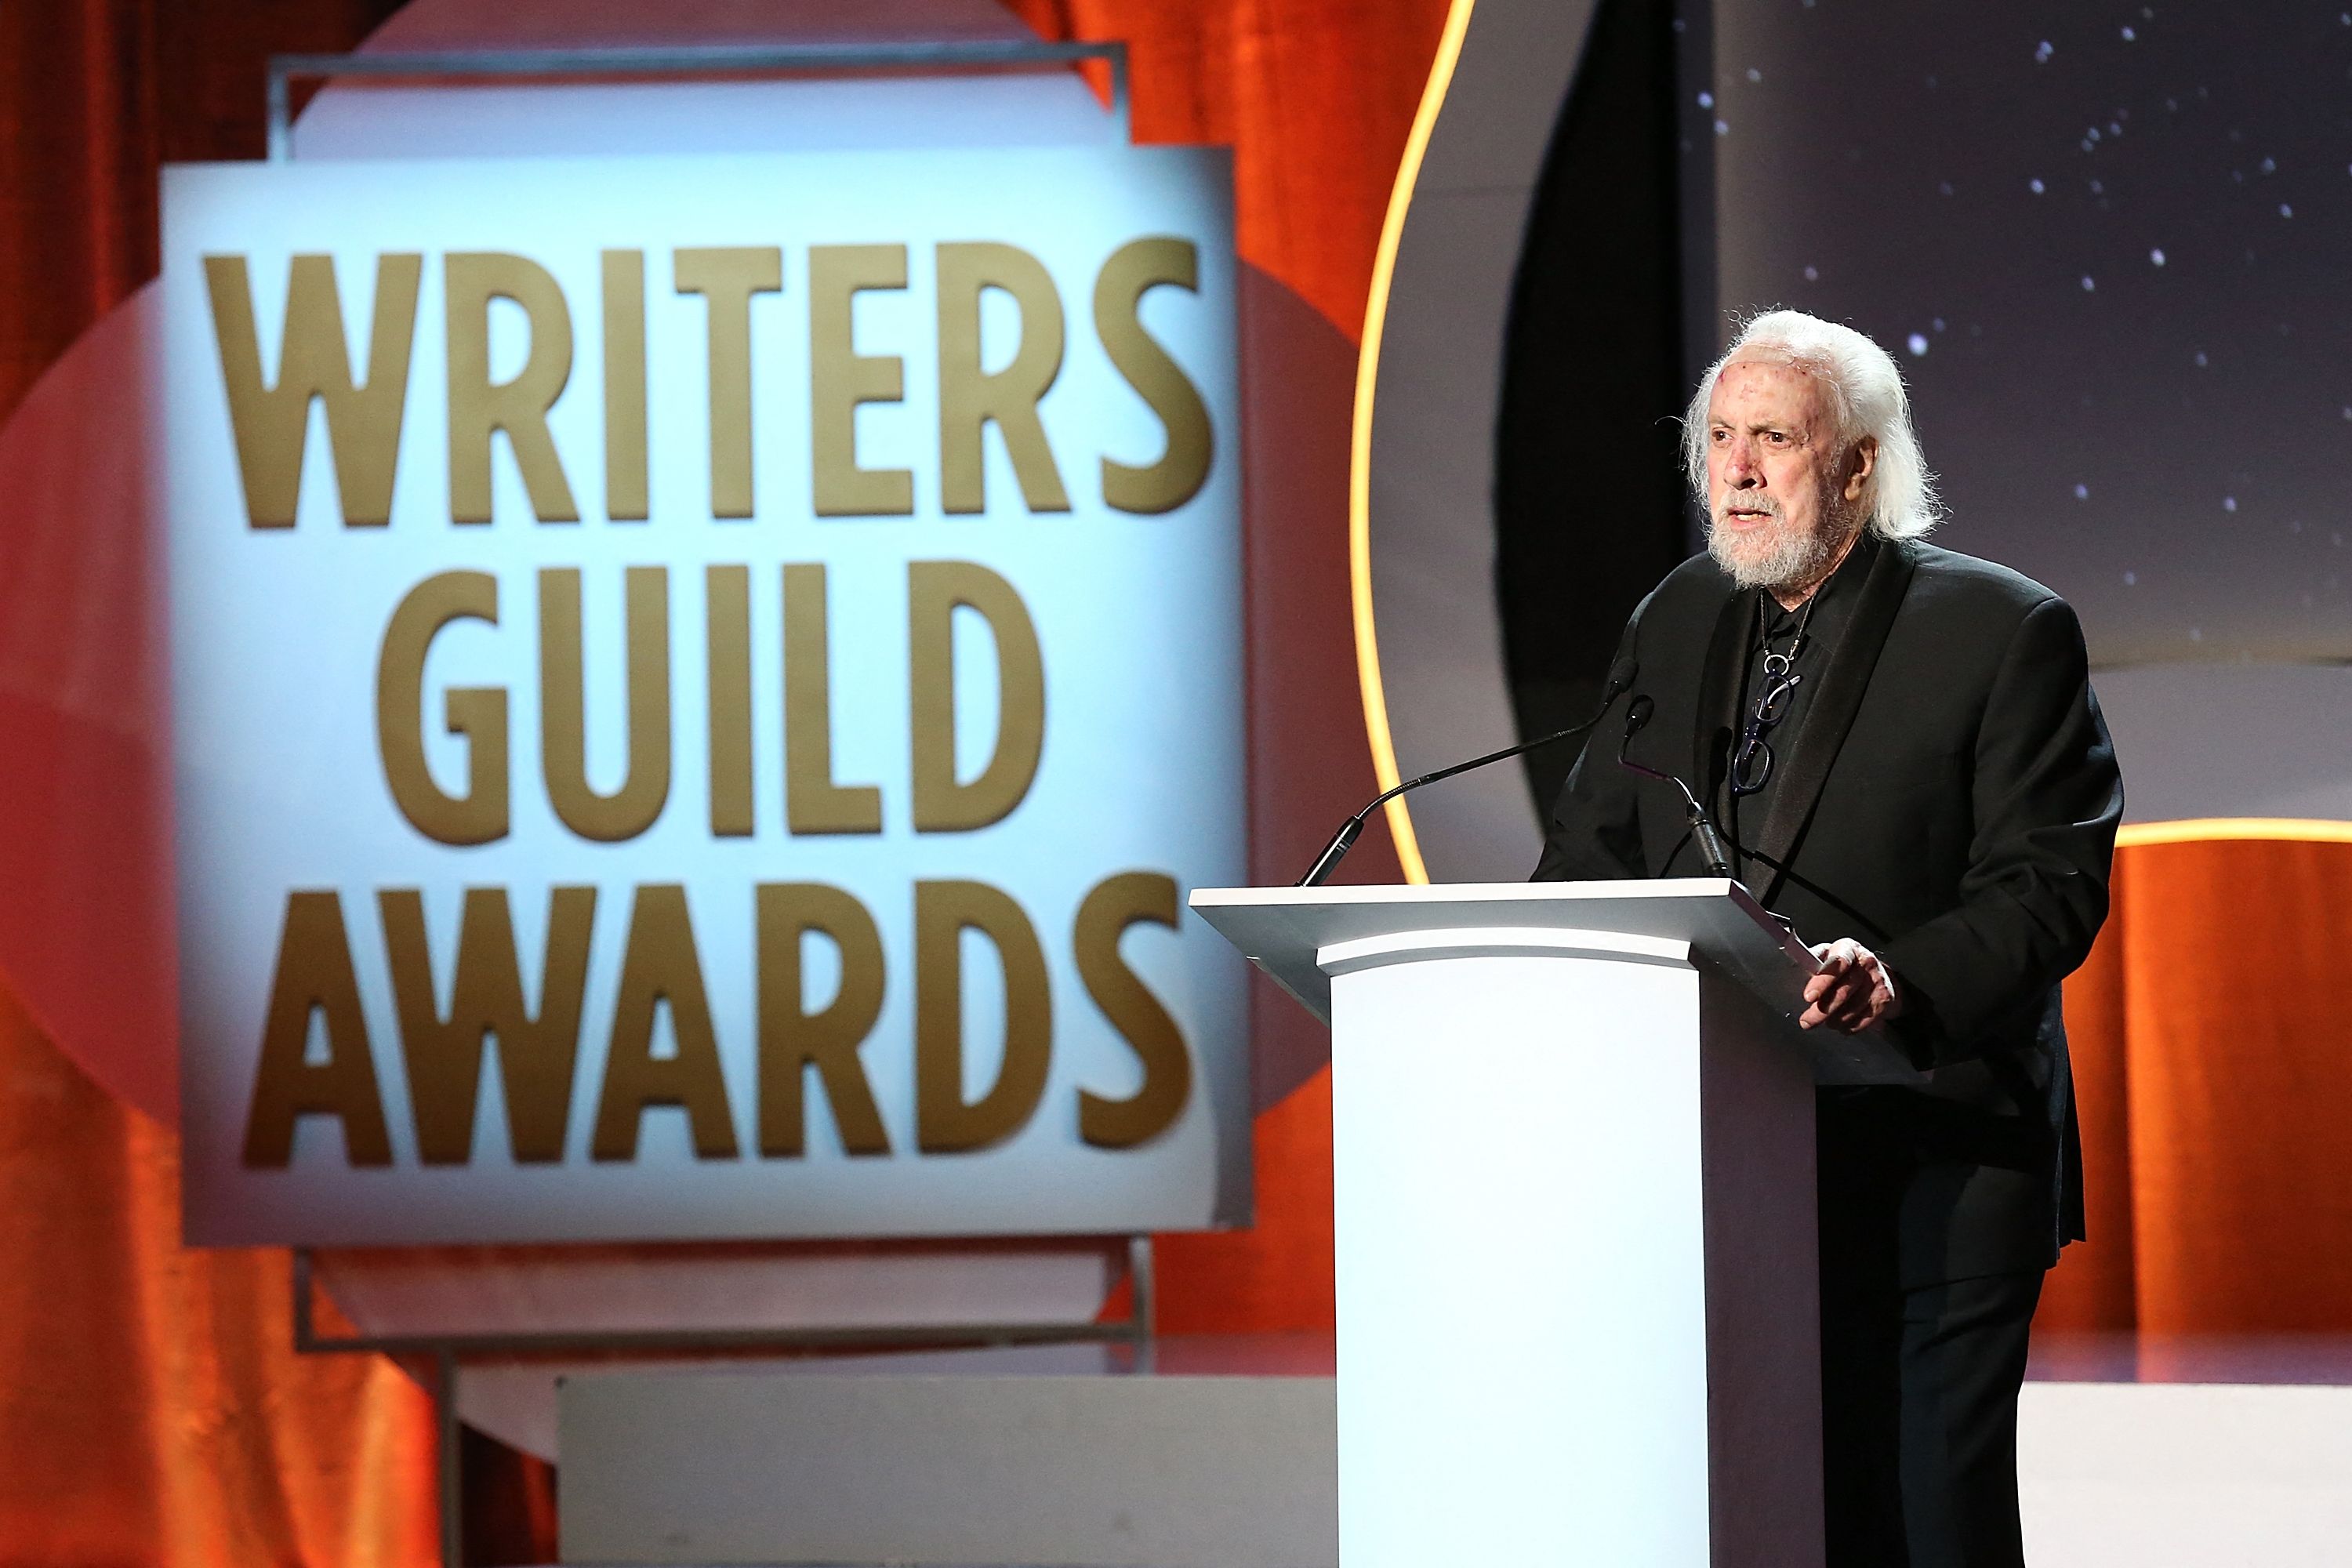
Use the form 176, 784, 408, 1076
1613, 695, 1737, 879
1295, 665, 1635, 886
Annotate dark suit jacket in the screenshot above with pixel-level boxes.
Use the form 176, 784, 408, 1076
1534, 534, 2123, 1285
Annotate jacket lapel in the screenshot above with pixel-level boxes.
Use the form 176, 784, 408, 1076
1752, 535, 1918, 902
1691, 584, 1748, 848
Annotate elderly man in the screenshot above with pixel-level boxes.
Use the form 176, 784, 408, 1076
1534, 310, 2122, 1568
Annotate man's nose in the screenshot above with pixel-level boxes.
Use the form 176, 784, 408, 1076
1723, 441, 1760, 483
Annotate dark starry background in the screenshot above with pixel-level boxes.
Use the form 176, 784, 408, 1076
1694, 2, 2352, 666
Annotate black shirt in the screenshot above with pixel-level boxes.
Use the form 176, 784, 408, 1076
1719, 531, 1877, 880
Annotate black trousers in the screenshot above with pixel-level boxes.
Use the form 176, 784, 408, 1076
1820, 1267, 2044, 1568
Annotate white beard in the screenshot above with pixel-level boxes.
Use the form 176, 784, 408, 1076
1705, 491, 1855, 592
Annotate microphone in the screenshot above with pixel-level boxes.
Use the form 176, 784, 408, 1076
1295, 656, 1638, 886
1615, 696, 1736, 879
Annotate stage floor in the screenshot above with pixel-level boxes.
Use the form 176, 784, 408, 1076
554, 1331, 2352, 1566
2018, 1331, 2352, 1567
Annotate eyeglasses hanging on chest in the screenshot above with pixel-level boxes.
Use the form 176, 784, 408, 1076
1729, 591, 1821, 798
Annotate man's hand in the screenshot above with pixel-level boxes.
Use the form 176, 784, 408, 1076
1801, 938, 1902, 1033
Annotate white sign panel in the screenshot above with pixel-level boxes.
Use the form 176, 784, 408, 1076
162, 147, 1247, 1244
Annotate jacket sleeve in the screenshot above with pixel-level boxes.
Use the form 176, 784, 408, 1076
1531, 606, 1650, 882
1879, 594, 2122, 1056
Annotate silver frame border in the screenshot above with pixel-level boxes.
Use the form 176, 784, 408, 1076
266, 39, 1132, 161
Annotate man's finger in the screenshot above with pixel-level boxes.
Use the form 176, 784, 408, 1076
1848, 991, 1893, 1031
1834, 983, 1881, 1025
1804, 977, 1867, 1028
1823, 990, 1873, 1030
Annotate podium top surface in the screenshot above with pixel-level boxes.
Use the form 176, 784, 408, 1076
1189, 880, 1922, 1086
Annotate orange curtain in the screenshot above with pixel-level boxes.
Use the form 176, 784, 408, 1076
2045, 837, 2352, 1333
0, 0, 405, 425
0, 983, 437, 1565
1007, 0, 1456, 343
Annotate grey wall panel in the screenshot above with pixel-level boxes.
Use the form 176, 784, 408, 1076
2093, 663, 2352, 826
1367, 0, 1602, 880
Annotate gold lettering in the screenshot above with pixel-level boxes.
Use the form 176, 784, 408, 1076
241, 891, 392, 1167
937, 241, 1070, 514
539, 566, 671, 842
1074, 873, 1192, 1148
376, 571, 508, 845
445, 252, 580, 524
202, 252, 419, 527
786, 563, 883, 834
380, 887, 596, 1164
706, 565, 754, 837
914, 880, 1052, 1153
674, 246, 782, 519
808, 244, 913, 517
602, 249, 649, 521
757, 883, 889, 1157
1094, 238, 1213, 514
592, 884, 739, 1160
908, 561, 1045, 832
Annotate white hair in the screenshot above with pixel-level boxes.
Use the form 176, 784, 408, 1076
1681, 310, 1941, 540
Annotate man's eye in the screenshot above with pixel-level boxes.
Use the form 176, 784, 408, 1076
1765, 432, 1788, 445
1710, 428, 1731, 444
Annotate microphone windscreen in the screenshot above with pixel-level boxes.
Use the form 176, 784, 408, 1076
1625, 694, 1657, 735
1606, 654, 1639, 698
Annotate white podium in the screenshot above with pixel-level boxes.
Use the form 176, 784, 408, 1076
1189, 879, 1922, 1568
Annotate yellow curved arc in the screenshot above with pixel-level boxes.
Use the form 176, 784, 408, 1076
1349, 0, 1477, 887
2115, 818, 2352, 848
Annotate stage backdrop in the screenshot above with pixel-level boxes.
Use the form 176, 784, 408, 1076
161, 145, 1250, 1245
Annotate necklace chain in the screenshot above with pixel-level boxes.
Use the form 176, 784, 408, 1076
1757, 589, 1820, 678
1729, 592, 1818, 800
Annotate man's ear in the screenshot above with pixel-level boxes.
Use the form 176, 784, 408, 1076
1843, 436, 1879, 503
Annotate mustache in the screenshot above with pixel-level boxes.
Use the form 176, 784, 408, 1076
1711, 492, 1784, 527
